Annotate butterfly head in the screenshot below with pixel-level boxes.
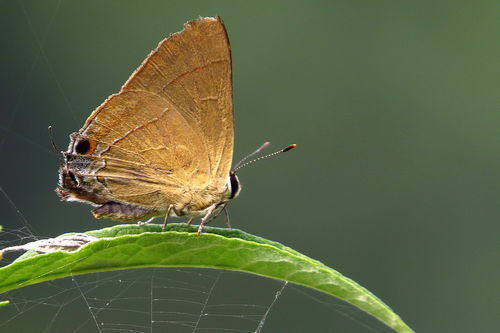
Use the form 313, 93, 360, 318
228, 171, 242, 200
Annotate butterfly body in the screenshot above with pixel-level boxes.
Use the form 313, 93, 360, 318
57, 17, 240, 225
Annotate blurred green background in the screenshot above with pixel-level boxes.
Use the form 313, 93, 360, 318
0, 1, 498, 332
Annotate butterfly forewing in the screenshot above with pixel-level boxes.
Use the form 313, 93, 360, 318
89, 17, 233, 182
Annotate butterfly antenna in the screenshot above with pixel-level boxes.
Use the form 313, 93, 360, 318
233, 141, 271, 170
232, 144, 297, 172
47, 125, 60, 153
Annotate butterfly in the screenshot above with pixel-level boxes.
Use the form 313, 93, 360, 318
56, 16, 295, 233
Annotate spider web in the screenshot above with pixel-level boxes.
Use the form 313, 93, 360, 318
0, 207, 394, 333
0, 1, 395, 332
0, 221, 393, 333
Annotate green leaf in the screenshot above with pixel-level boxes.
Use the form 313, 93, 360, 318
0, 223, 413, 332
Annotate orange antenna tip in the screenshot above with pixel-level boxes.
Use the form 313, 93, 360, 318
283, 144, 297, 152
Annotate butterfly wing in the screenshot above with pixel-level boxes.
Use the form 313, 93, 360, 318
58, 17, 233, 221
120, 17, 234, 183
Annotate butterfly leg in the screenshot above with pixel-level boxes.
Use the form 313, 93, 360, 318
197, 204, 218, 235
223, 206, 232, 229
162, 204, 174, 231
186, 218, 193, 225
202, 202, 228, 226
137, 217, 155, 226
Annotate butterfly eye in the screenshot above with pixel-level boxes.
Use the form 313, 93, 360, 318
75, 139, 91, 154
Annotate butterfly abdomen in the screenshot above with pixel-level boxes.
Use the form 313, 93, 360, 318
91, 201, 157, 221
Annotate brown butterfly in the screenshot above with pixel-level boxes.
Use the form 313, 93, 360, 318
56, 16, 295, 233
